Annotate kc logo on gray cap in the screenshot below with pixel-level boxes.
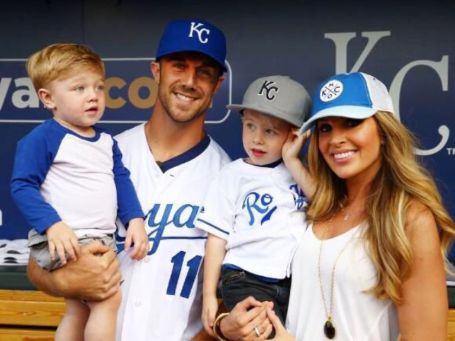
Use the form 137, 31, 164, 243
227, 75, 311, 127
189, 22, 210, 44
258, 80, 279, 100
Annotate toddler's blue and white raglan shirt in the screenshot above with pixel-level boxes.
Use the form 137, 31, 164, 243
11, 119, 143, 237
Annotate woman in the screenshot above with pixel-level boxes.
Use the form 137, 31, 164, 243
213, 72, 455, 341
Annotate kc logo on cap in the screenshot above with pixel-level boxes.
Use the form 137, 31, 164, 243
258, 80, 279, 101
155, 18, 227, 71
188, 22, 210, 44
320, 80, 343, 102
227, 75, 311, 127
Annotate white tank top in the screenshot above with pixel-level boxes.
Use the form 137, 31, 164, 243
286, 224, 399, 341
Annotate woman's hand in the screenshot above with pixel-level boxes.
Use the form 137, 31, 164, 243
266, 308, 295, 341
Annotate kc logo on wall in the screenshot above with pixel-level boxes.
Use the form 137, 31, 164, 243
324, 30, 451, 157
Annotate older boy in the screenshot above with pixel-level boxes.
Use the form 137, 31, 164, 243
197, 75, 315, 338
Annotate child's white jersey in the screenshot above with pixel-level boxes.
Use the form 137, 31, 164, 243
114, 124, 230, 341
197, 158, 307, 279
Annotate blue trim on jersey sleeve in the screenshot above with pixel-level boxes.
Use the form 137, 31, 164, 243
10, 119, 65, 234
159, 134, 210, 172
196, 218, 229, 235
112, 137, 144, 225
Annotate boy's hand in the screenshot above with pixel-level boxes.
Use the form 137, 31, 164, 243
124, 218, 148, 260
202, 295, 219, 336
46, 221, 80, 265
282, 128, 316, 201
282, 128, 311, 162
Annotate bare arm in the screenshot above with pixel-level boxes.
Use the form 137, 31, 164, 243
397, 202, 448, 340
282, 129, 315, 201
202, 234, 227, 336
27, 241, 121, 301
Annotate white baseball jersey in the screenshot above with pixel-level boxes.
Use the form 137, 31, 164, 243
196, 159, 307, 279
114, 124, 230, 341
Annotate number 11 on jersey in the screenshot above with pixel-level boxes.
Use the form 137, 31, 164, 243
166, 251, 203, 298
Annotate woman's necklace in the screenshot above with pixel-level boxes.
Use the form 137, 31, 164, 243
317, 212, 358, 339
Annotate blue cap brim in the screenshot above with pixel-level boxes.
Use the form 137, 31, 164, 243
299, 106, 377, 134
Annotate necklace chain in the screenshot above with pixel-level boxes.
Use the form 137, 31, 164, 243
317, 209, 359, 338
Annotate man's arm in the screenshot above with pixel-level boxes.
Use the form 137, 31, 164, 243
27, 241, 121, 301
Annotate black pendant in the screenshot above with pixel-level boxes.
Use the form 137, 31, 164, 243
324, 320, 336, 339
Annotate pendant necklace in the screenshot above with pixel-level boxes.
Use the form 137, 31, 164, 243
317, 212, 357, 339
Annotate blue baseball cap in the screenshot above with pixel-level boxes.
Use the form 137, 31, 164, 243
156, 19, 227, 72
299, 72, 395, 133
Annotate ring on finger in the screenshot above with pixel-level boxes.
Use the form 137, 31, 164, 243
254, 325, 261, 337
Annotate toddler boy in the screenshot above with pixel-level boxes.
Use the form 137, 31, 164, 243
11, 43, 148, 341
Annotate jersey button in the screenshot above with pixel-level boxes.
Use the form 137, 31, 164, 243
135, 301, 142, 307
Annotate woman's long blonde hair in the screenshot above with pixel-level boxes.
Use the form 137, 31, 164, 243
306, 111, 455, 303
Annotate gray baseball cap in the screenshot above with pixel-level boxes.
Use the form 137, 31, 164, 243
227, 75, 311, 127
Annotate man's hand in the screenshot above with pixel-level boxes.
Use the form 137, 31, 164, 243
220, 297, 273, 340
28, 241, 121, 301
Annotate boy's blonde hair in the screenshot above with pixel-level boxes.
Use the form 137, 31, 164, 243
26, 43, 105, 91
306, 111, 455, 303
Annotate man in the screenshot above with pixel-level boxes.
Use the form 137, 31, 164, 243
28, 18, 230, 341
